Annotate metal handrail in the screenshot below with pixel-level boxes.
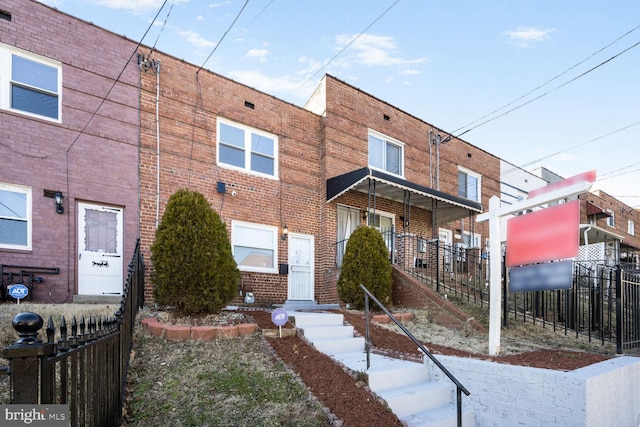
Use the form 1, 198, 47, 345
360, 284, 470, 427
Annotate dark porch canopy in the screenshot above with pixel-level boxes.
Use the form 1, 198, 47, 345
327, 167, 483, 226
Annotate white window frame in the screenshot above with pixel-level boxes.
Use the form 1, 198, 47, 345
368, 130, 404, 177
231, 220, 278, 274
216, 118, 278, 179
0, 183, 32, 250
458, 166, 482, 202
0, 43, 62, 122
606, 210, 615, 228
629, 219, 635, 236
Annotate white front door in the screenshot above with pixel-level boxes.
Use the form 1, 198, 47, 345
77, 202, 123, 295
288, 233, 314, 300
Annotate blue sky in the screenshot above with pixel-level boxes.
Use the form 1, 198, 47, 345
40, 0, 640, 207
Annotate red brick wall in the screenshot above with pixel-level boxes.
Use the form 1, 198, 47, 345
138, 52, 325, 305
0, 0, 140, 302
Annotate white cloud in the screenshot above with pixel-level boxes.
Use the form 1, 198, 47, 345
401, 69, 421, 75
92, 0, 185, 14
504, 27, 556, 48
209, 1, 232, 8
246, 48, 269, 62
335, 34, 426, 67
226, 70, 317, 100
178, 30, 217, 49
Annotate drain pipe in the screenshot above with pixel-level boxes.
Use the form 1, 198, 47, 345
154, 60, 161, 229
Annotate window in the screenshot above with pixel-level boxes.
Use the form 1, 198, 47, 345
458, 167, 481, 202
606, 210, 615, 228
368, 131, 403, 176
217, 119, 278, 178
0, 43, 61, 120
0, 183, 31, 250
232, 221, 278, 273
629, 220, 635, 236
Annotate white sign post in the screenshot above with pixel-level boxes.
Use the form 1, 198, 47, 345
476, 173, 595, 355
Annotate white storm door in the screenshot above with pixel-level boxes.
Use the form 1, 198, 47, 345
288, 233, 314, 301
77, 202, 123, 295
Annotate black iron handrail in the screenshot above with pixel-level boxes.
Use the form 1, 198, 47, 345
360, 284, 470, 427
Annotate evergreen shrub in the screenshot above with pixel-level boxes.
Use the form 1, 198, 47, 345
337, 226, 392, 309
151, 189, 240, 315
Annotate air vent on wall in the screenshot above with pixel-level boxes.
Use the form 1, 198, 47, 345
0, 10, 11, 21
244, 101, 255, 109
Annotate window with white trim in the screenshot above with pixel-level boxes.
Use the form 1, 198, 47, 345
458, 167, 481, 202
217, 118, 278, 178
0, 43, 62, 121
368, 130, 404, 176
0, 183, 32, 250
629, 219, 635, 236
606, 210, 615, 227
231, 221, 278, 273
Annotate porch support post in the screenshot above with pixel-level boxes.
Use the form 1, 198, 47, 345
487, 196, 502, 355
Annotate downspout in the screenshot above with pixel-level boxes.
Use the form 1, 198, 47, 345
154, 60, 161, 229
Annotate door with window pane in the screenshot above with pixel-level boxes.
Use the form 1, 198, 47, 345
337, 206, 360, 267
288, 233, 314, 300
77, 203, 123, 295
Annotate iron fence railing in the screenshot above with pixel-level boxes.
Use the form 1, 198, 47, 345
1, 239, 144, 426
336, 227, 640, 353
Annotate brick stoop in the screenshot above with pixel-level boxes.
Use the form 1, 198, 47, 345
141, 317, 257, 341
391, 266, 486, 333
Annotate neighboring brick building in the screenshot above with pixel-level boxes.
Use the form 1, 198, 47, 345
138, 59, 500, 305
0, 0, 140, 303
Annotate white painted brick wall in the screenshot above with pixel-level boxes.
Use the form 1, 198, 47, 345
427, 355, 640, 426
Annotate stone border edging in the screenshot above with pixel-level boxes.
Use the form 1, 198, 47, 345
371, 312, 414, 324
141, 317, 257, 341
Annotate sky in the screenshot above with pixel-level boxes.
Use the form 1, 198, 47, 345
39, 0, 640, 208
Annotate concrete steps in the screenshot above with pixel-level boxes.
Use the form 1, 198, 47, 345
290, 310, 475, 427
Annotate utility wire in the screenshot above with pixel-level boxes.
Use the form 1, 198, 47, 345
147, 0, 176, 57
283, 0, 400, 101
455, 39, 640, 139
197, 0, 251, 74
499, 119, 640, 178
65, 0, 169, 153
452, 23, 640, 136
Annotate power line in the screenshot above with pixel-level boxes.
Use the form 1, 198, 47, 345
65, 0, 169, 153
197, 0, 251, 74
283, 0, 400, 101
147, 0, 176, 57
453, 27, 640, 138
499, 119, 640, 178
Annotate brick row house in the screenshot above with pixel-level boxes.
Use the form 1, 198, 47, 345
0, 0, 140, 303
4, 0, 638, 305
137, 47, 497, 305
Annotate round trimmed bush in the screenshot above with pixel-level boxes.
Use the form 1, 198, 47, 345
337, 226, 392, 309
151, 189, 240, 315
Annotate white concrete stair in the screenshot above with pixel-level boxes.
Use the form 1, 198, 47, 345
289, 310, 475, 427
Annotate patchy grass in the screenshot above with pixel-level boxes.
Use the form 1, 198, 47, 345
124, 320, 328, 426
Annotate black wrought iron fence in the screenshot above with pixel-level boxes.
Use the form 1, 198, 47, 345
336, 227, 640, 353
1, 239, 144, 426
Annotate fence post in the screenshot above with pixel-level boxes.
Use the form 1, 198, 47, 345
616, 265, 623, 354
1, 312, 52, 403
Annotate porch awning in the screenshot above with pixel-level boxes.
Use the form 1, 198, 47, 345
586, 201, 611, 219
579, 224, 623, 245
326, 167, 483, 225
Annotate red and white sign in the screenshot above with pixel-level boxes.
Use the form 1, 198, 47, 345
506, 199, 580, 267
527, 170, 596, 200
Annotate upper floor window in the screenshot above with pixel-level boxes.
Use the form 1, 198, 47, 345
0, 43, 61, 121
368, 130, 403, 176
0, 183, 31, 250
217, 118, 278, 178
629, 219, 635, 236
606, 210, 615, 228
231, 221, 278, 274
458, 167, 481, 202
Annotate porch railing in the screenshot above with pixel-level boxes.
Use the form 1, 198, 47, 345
360, 284, 470, 427
1, 239, 144, 426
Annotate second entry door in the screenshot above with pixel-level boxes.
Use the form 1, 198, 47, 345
288, 233, 314, 300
